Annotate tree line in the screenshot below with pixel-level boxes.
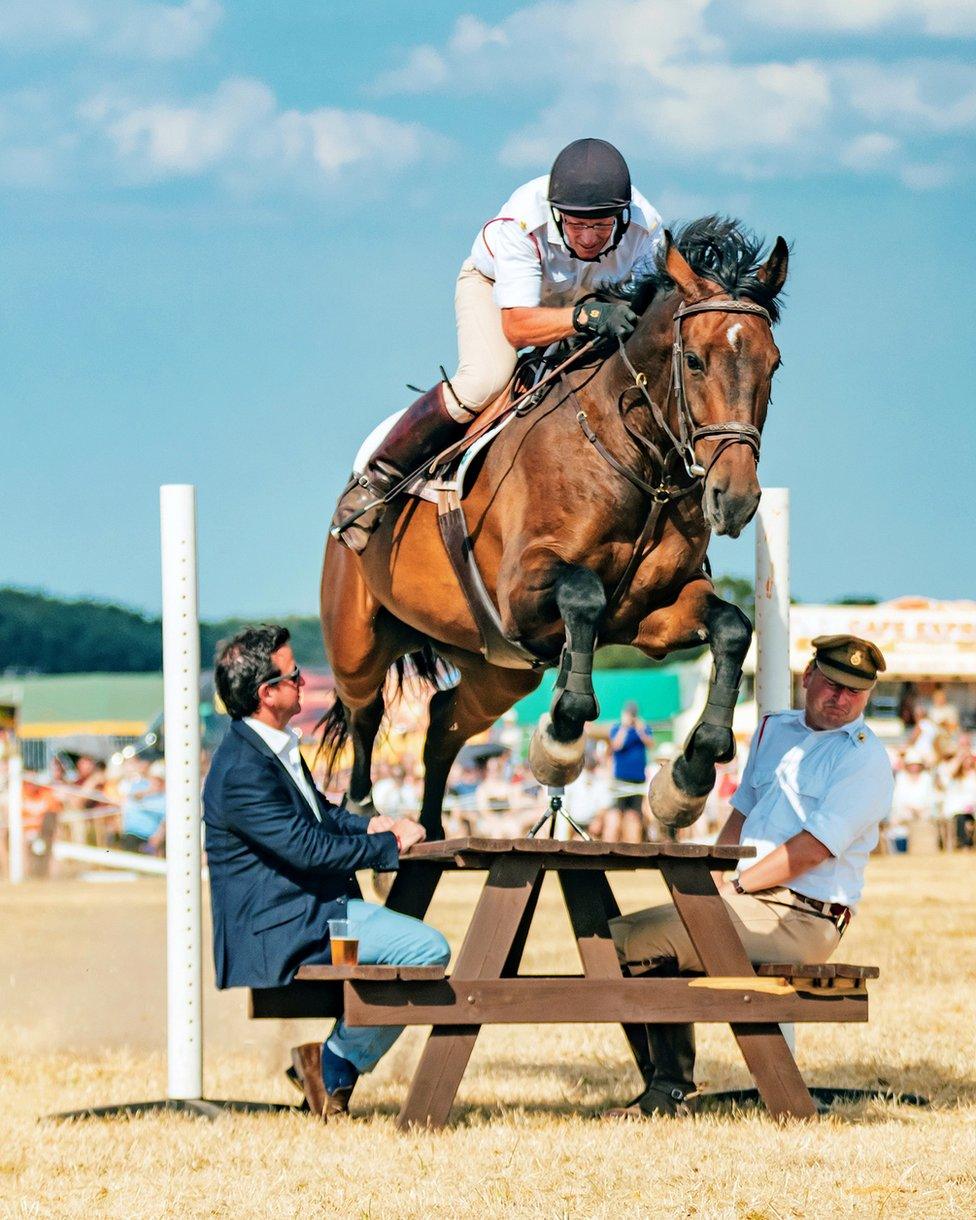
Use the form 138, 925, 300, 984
0, 588, 327, 675
2, 575, 833, 676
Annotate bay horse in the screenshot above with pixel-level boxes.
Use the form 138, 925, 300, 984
320, 217, 788, 838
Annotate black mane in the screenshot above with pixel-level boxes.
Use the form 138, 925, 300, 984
628, 215, 786, 323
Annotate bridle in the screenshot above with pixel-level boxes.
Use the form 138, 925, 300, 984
619, 296, 772, 483
568, 294, 774, 612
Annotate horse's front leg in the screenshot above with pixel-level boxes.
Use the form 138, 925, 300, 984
527, 565, 606, 785
632, 581, 752, 830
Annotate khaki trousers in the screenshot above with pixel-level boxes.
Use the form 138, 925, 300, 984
448, 260, 517, 419
610, 887, 841, 975
609, 888, 842, 1091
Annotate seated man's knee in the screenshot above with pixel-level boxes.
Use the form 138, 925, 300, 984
420, 926, 452, 966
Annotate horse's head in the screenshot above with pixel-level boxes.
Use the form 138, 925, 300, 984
660, 230, 788, 538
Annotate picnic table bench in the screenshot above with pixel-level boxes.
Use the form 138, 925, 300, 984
249, 838, 878, 1127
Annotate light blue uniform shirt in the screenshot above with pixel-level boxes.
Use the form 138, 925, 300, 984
731, 710, 894, 908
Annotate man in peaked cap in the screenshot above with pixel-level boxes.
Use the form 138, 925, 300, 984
606, 634, 893, 1118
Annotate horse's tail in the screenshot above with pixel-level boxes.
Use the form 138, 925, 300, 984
317, 695, 351, 783
317, 640, 453, 783
391, 640, 454, 700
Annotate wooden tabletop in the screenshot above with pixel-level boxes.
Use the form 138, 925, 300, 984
400, 837, 756, 869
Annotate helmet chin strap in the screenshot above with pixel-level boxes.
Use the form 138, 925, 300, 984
551, 205, 631, 263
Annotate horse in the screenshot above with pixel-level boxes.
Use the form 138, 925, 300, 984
319, 216, 788, 839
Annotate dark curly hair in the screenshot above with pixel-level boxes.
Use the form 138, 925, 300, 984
214, 624, 291, 720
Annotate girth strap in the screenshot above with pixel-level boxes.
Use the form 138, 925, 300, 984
435, 489, 547, 671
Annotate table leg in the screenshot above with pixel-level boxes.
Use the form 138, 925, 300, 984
557, 871, 653, 1082
397, 856, 543, 1130
660, 859, 817, 1120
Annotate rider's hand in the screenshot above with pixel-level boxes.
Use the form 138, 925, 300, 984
392, 818, 426, 854
367, 814, 396, 835
573, 298, 638, 340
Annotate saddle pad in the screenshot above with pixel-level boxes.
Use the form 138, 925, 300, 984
352, 409, 516, 504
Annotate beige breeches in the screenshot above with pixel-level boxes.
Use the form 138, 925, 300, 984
610, 886, 841, 974
448, 260, 518, 420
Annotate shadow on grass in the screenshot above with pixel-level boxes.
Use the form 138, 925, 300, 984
356, 1055, 976, 1128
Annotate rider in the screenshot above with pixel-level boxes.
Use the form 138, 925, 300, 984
331, 137, 666, 552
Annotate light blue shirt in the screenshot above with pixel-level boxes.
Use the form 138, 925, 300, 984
732, 710, 894, 908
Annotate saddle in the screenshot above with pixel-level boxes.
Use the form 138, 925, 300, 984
353, 339, 595, 671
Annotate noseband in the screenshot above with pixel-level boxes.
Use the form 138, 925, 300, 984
619, 297, 772, 483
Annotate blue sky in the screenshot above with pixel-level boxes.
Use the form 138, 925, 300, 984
2, 1, 974, 620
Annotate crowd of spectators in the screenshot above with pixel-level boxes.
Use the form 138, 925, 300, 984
886, 686, 975, 851
0, 741, 178, 878
316, 702, 737, 844
4, 683, 974, 879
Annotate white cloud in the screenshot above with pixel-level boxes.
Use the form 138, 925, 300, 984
840, 60, 976, 132
653, 60, 831, 156
840, 132, 899, 170
899, 160, 955, 189
79, 77, 445, 188
0, 0, 221, 60
372, 0, 720, 95
377, 1, 973, 190
741, 0, 976, 38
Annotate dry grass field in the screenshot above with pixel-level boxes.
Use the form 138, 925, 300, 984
1, 853, 974, 1219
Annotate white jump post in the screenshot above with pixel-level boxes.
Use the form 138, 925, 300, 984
7, 751, 25, 885
755, 486, 793, 1055
160, 484, 203, 1103
52, 485, 285, 1119
755, 487, 791, 719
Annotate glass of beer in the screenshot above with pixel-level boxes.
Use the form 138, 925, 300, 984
328, 919, 359, 967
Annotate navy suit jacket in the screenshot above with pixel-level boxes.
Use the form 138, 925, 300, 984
203, 719, 399, 989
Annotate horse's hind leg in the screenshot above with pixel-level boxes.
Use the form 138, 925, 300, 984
419, 657, 542, 840
344, 690, 387, 817
527, 565, 605, 786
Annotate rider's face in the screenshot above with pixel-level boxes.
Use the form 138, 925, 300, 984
562, 215, 616, 259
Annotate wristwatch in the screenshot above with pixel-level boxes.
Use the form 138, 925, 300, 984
730, 875, 746, 895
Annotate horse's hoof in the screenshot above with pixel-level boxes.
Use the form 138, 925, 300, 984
528, 714, 585, 786
648, 761, 707, 830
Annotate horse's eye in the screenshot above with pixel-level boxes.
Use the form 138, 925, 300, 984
685, 352, 704, 373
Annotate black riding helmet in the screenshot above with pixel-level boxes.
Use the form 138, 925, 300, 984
547, 138, 632, 260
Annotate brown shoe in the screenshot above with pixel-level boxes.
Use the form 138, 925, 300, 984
288, 1044, 354, 1119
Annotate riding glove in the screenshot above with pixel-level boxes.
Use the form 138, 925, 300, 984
573, 298, 638, 340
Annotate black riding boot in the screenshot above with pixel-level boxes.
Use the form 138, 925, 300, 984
330, 383, 466, 554
635, 1021, 698, 1115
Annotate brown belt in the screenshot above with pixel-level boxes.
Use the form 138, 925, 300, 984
789, 890, 852, 934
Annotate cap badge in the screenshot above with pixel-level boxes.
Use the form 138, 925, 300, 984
850, 650, 863, 666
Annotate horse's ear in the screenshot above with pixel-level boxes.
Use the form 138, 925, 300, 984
664, 230, 712, 303
756, 236, 789, 297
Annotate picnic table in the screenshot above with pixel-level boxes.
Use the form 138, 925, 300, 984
252, 838, 876, 1128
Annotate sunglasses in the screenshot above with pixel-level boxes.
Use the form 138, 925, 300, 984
261, 665, 302, 689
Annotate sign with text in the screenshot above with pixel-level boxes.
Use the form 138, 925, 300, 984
790, 598, 976, 679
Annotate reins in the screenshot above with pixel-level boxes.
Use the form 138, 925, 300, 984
570, 295, 773, 611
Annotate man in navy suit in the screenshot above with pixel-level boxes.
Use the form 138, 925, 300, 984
204, 624, 450, 1119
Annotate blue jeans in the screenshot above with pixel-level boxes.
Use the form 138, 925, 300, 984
324, 900, 451, 1073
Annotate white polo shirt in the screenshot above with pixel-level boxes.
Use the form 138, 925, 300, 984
731, 710, 894, 908
243, 717, 321, 822
469, 175, 665, 309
